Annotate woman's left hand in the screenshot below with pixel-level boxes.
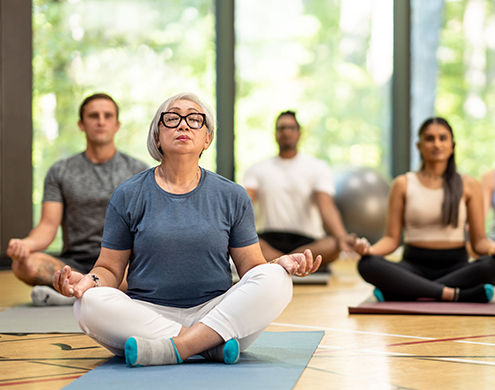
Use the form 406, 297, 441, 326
275, 249, 322, 276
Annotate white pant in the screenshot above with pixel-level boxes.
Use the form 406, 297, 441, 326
74, 263, 293, 356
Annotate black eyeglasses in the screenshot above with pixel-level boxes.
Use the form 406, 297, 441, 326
159, 112, 206, 129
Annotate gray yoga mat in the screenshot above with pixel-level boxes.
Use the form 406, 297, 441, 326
0, 305, 81, 333
63, 331, 324, 390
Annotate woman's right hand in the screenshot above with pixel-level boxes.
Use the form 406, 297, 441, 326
53, 265, 95, 298
353, 237, 372, 256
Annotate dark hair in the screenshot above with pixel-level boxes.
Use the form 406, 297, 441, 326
418, 117, 462, 227
79, 93, 119, 121
276, 110, 300, 129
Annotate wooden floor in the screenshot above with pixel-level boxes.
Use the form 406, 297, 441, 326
1, 260, 495, 389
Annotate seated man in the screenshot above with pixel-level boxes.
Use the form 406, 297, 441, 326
7, 93, 147, 305
243, 110, 355, 271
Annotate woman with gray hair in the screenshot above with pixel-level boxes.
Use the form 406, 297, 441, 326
53, 92, 321, 367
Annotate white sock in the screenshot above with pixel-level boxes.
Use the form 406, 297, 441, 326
31, 285, 75, 306
125, 337, 182, 366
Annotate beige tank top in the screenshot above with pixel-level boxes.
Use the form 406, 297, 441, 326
404, 172, 467, 242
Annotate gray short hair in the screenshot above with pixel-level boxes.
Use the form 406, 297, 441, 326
147, 92, 215, 161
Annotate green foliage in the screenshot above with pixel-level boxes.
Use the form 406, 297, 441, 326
234, 0, 392, 181
33, 0, 215, 250
437, 0, 495, 179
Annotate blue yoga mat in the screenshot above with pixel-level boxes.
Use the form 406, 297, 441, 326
64, 331, 323, 390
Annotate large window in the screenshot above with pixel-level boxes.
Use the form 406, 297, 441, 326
435, 0, 495, 179
235, 0, 393, 180
33, 0, 395, 250
33, 0, 215, 250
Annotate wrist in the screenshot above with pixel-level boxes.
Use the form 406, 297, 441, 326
87, 273, 101, 287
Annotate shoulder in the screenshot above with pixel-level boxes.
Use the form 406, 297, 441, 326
299, 153, 325, 164
204, 170, 251, 199
46, 152, 85, 176
119, 168, 153, 188
243, 157, 277, 183
298, 154, 331, 170
112, 168, 154, 198
53, 152, 85, 167
462, 174, 481, 195
245, 156, 276, 171
114, 151, 148, 170
206, 169, 243, 190
394, 173, 409, 185
390, 174, 408, 195
481, 170, 495, 188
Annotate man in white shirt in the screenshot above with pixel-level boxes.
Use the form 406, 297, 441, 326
243, 110, 355, 269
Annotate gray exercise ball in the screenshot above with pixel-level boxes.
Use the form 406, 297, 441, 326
333, 167, 390, 244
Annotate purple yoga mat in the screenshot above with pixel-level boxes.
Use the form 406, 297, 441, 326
348, 301, 495, 316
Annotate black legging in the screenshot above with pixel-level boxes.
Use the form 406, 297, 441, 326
358, 245, 495, 300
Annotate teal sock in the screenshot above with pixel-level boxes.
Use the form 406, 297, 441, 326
373, 287, 385, 302
223, 339, 240, 364
457, 284, 494, 303
200, 338, 240, 364
124, 337, 140, 367
484, 284, 494, 302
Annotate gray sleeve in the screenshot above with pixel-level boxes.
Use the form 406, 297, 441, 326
42, 164, 64, 203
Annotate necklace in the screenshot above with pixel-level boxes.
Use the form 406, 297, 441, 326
159, 166, 200, 193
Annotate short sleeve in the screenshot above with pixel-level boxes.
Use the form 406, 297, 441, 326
42, 165, 64, 203
228, 190, 259, 248
314, 160, 335, 195
101, 192, 134, 250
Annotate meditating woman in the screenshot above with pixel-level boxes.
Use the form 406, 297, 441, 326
53, 92, 321, 366
353, 117, 495, 302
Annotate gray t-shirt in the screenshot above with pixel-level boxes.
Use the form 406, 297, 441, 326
43, 151, 147, 265
101, 167, 258, 308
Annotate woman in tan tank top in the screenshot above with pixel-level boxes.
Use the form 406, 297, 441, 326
352, 117, 495, 303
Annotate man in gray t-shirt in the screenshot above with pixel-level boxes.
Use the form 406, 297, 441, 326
7, 93, 147, 304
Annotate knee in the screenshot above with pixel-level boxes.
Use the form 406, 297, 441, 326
357, 255, 381, 279
475, 255, 495, 277
11, 254, 42, 285
245, 263, 293, 302
74, 287, 119, 334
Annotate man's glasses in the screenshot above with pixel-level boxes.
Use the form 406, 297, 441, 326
159, 112, 206, 129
